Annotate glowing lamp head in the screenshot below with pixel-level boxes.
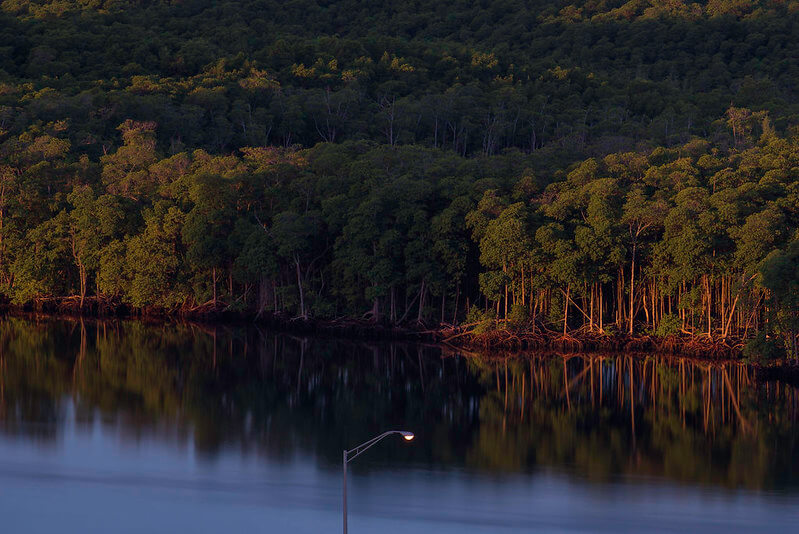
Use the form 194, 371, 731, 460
400, 431, 414, 441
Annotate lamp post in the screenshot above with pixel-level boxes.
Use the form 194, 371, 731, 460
342, 430, 414, 534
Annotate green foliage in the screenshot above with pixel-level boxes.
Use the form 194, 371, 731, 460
466, 305, 496, 334
759, 240, 799, 357
1, 1, 799, 158
122, 202, 187, 309
478, 271, 509, 303
654, 314, 682, 337
10, 212, 70, 303
742, 332, 787, 363
508, 304, 530, 331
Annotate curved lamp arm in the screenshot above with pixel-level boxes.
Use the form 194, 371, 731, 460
342, 430, 413, 533
345, 430, 414, 463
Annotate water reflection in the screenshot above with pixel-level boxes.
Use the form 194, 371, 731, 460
460, 351, 799, 491
1, 316, 797, 496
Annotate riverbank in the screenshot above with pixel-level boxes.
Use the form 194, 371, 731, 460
2, 303, 744, 356
2, 299, 430, 341
5, 298, 794, 372
437, 325, 745, 359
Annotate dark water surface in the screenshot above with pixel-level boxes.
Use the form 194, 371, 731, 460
1, 318, 798, 533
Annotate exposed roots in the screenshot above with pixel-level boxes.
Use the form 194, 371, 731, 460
447, 327, 750, 360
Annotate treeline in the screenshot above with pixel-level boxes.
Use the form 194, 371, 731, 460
1, 110, 798, 355
2, 1, 799, 356
1, 1, 799, 161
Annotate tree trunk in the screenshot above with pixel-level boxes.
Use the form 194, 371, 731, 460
257, 274, 269, 317
452, 282, 460, 325
629, 242, 636, 335
79, 263, 86, 309
599, 284, 603, 333
503, 261, 509, 319
390, 286, 396, 324
704, 275, 711, 337
212, 267, 218, 307
294, 256, 305, 318
0, 202, 4, 287
417, 279, 426, 323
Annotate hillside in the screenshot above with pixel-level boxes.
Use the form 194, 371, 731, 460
1, 0, 798, 157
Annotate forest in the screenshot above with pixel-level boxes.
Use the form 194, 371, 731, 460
1, 0, 799, 357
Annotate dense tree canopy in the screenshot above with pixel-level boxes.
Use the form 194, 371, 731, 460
1, 1, 799, 355
1, 0, 799, 157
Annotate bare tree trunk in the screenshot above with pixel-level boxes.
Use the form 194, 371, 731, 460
294, 256, 305, 318
79, 264, 86, 309
629, 242, 636, 335
709, 276, 714, 336
417, 279, 426, 323
390, 285, 396, 324
599, 284, 603, 333
212, 267, 218, 307
257, 275, 269, 317
452, 282, 460, 325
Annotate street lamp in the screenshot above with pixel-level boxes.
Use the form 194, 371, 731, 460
342, 430, 414, 533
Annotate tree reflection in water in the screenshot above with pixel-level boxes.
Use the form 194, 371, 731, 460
0, 317, 797, 492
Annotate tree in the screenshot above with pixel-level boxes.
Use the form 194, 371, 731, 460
65, 186, 102, 307
760, 241, 799, 360
122, 202, 187, 309
477, 203, 531, 320
101, 121, 160, 201
181, 173, 236, 306
271, 210, 324, 319
622, 186, 667, 334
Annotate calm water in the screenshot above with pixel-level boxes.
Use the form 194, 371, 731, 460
1, 318, 798, 533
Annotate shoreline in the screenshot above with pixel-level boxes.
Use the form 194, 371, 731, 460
0, 300, 757, 353
437, 325, 743, 359
4, 302, 798, 382
1, 304, 747, 355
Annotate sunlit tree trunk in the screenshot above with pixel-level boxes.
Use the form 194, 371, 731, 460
503, 261, 508, 320
294, 256, 305, 318
212, 267, 218, 307
629, 240, 636, 335
704, 275, 711, 337
452, 281, 460, 325
599, 284, 604, 333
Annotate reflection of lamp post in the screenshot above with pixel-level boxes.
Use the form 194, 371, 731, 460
343, 431, 414, 534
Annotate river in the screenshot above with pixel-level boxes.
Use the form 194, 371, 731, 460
0, 318, 797, 532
